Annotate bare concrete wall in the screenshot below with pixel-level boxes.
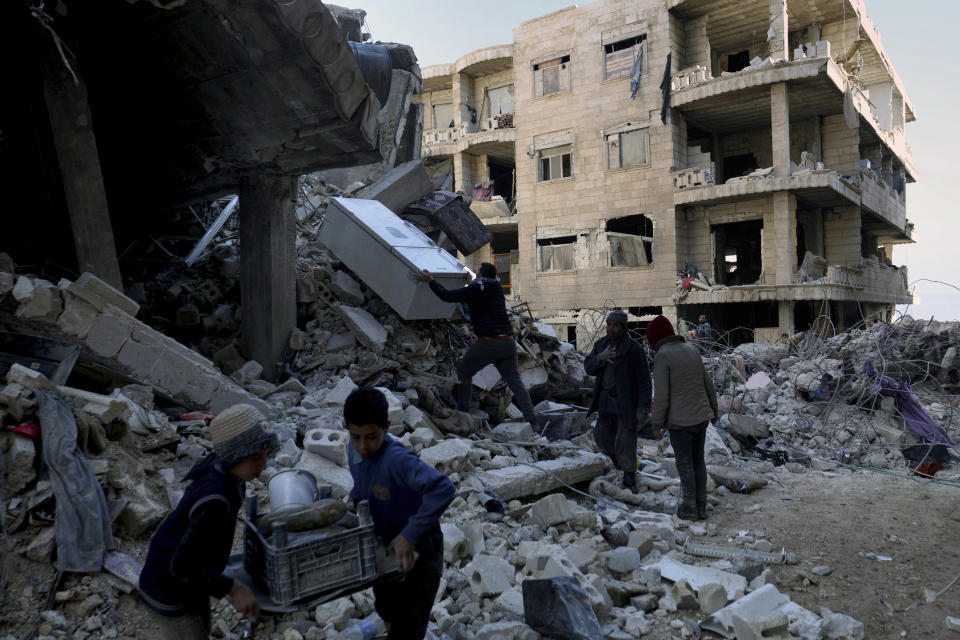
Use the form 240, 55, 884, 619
822, 115, 860, 174
823, 206, 862, 266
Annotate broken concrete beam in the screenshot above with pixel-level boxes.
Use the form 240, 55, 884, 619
355, 160, 432, 213
330, 270, 365, 306
337, 305, 387, 353
478, 452, 606, 500
67, 272, 140, 317
84, 304, 137, 359
57, 292, 99, 339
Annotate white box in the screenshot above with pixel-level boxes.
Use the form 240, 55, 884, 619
319, 198, 470, 320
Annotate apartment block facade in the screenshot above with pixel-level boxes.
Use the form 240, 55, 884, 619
416, 0, 916, 346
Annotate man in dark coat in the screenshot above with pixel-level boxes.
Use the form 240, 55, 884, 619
412, 262, 536, 424
584, 310, 652, 492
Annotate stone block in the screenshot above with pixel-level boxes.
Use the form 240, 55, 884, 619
492, 587, 525, 618
820, 607, 865, 640
493, 421, 534, 442
408, 426, 438, 448
627, 529, 654, 558
303, 428, 348, 467
3, 433, 36, 493
472, 364, 502, 391
325, 332, 356, 353
273, 378, 309, 395
441, 522, 467, 563
330, 270, 364, 306
630, 511, 675, 547
527, 493, 575, 529
117, 484, 166, 537
565, 543, 598, 570
116, 324, 164, 375
16, 279, 62, 322
355, 159, 433, 213
672, 579, 698, 610
461, 554, 515, 597
632, 593, 658, 613
11, 276, 34, 302
84, 305, 135, 359
420, 438, 472, 474
874, 423, 904, 445
478, 452, 606, 500
209, 380, 271, 416
337, 305, 387, 353
601, 547, 642, 574
67, 272, 140, 317
374, 387, 404, 426
697, 582, 727, 614
460, 519, 486, 558
295, 450, 354, 498
323, 376, 358, 406
0, 383, 36, 422
230, 360, 264, 385
5, 364, 57, 391
403, 405, 431, 431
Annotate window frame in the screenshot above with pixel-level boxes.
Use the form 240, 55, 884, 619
487, 84, 515, 118
606, 215, 654, 268
538, 144, 573, 182
537, 235, 577, 273
431, 102, 454, 129
605, 126, 650, 171
603, 34, 647, 82
533, 54, 572, 99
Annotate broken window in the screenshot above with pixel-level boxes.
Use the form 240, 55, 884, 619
712, 219, 762, 285
537, 236, 576, 272
538, 144, 573, 182
488, 84, 514, 117
604, 34, 646, 81
534, 56, 571, 98
607, 215, 653, 267
432, 103, 454, 129
606, 127, 649, 170
727, 50, 750, 73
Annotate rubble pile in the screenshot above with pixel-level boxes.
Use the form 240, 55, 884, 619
701, 320, 960, 478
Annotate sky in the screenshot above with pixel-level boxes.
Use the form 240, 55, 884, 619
358, 0, 960, 320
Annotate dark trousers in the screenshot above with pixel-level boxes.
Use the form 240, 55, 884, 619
595, 412, 638, 484
374, 528, 443, 640
668, 422, 708, 512
457, 338, 536, 422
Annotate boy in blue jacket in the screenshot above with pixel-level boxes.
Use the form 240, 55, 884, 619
345, 387, 455, 640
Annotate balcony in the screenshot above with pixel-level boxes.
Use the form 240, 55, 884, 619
673, 168, 861, 209
857, 168, 906, 234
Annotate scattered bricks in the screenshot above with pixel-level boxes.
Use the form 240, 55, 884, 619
462, 554, 515, 597
16, 279, 62, 322
627, 529, 654, 558
289, 328, 308, 352
420, 438, 472, 474
323, 376, 358, 405
67, 272, 140, 317
564, 543, 598, 570
492, 587, 525, 618
337, 305, 387, 353
629, 511, 675, 547
303, 428, 348, 467
5, 364, 57, 391
632, 593, 659, 613
697, 582, 727, 615
493, 421, 534, 442
213, 343, 246, 375
606, 580, 645, 606
330, 270, 364, 306
85, 305, 136, 359
601, 547, 642, 575
0, 383, 37, 422
672, 579, 698, 610
441, 522, 467, 563
3, 432, 37, 493
527, 493, 575, 529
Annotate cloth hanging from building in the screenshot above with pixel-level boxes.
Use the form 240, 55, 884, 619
865, 362, 954, 445
36, 390, 115, 572
843, 85, 858, 129
659, 52, 672, 124
629, 43, 644, 100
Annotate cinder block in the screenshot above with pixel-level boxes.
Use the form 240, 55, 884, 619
68, 272, 140, 316
57, 293, 98, 339
84, 305, 135, 358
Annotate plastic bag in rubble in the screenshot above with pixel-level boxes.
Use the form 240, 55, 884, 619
522, 577, 603, 640
35, 390, 115, 572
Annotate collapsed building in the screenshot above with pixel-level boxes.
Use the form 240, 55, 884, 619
416, 0, 916, 347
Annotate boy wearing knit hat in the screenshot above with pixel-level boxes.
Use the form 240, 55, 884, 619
646, 315, 719, 520
345, 387, 455, 639
139, 403, 279, 639
584, 309, 652, 492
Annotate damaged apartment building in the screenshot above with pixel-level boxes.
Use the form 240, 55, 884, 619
416, 0, 916, 345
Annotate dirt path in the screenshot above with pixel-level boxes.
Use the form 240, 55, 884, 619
704, 466, 960, 639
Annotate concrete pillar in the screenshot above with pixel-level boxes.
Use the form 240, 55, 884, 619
773, 192, 797, 285
778, 300, 795, 336
771, 83, 791, 177
41, 56, 123, 289
661, 304, 679, 330
239, 174, 297, 380
768, 0, 789, 62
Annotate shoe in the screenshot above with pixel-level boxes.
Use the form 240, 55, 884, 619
620, 479, 639, 494
697, 510, 708, 521
676, 502, 698, 521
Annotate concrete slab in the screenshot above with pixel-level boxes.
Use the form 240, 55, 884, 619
330, 270, 365, 306
356, 159, 433, 213
478, 452, 606, 500
68, 272, 140, 316
337, 305, 387, 353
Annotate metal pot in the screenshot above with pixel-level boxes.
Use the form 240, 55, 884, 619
267, 469, 319, 511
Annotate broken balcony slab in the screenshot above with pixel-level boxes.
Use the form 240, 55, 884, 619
477, 451, 606, 500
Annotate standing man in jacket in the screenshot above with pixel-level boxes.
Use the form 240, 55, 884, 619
584, 310, 652, 492
412, 262, 537, 424
646, 315, 719, 520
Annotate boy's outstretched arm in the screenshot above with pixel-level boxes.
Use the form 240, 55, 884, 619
391, 458, 455, 572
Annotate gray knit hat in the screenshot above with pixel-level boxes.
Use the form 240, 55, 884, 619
209, 403, 279, 463
607, 310, 628, 327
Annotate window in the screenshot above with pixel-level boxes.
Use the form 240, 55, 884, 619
538, 145, 572, 182
606, 128, 649, 169
604, 35, 646, 81
432, 103, 454, 129
607, 215, 653, 267
488, 85, 514, 117
534, 56, 571, 98
537, 236, 576, 272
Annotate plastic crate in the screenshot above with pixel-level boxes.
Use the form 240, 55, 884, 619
243, 515, 380, 607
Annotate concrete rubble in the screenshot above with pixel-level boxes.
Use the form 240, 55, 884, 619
2, 221, 956, 640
